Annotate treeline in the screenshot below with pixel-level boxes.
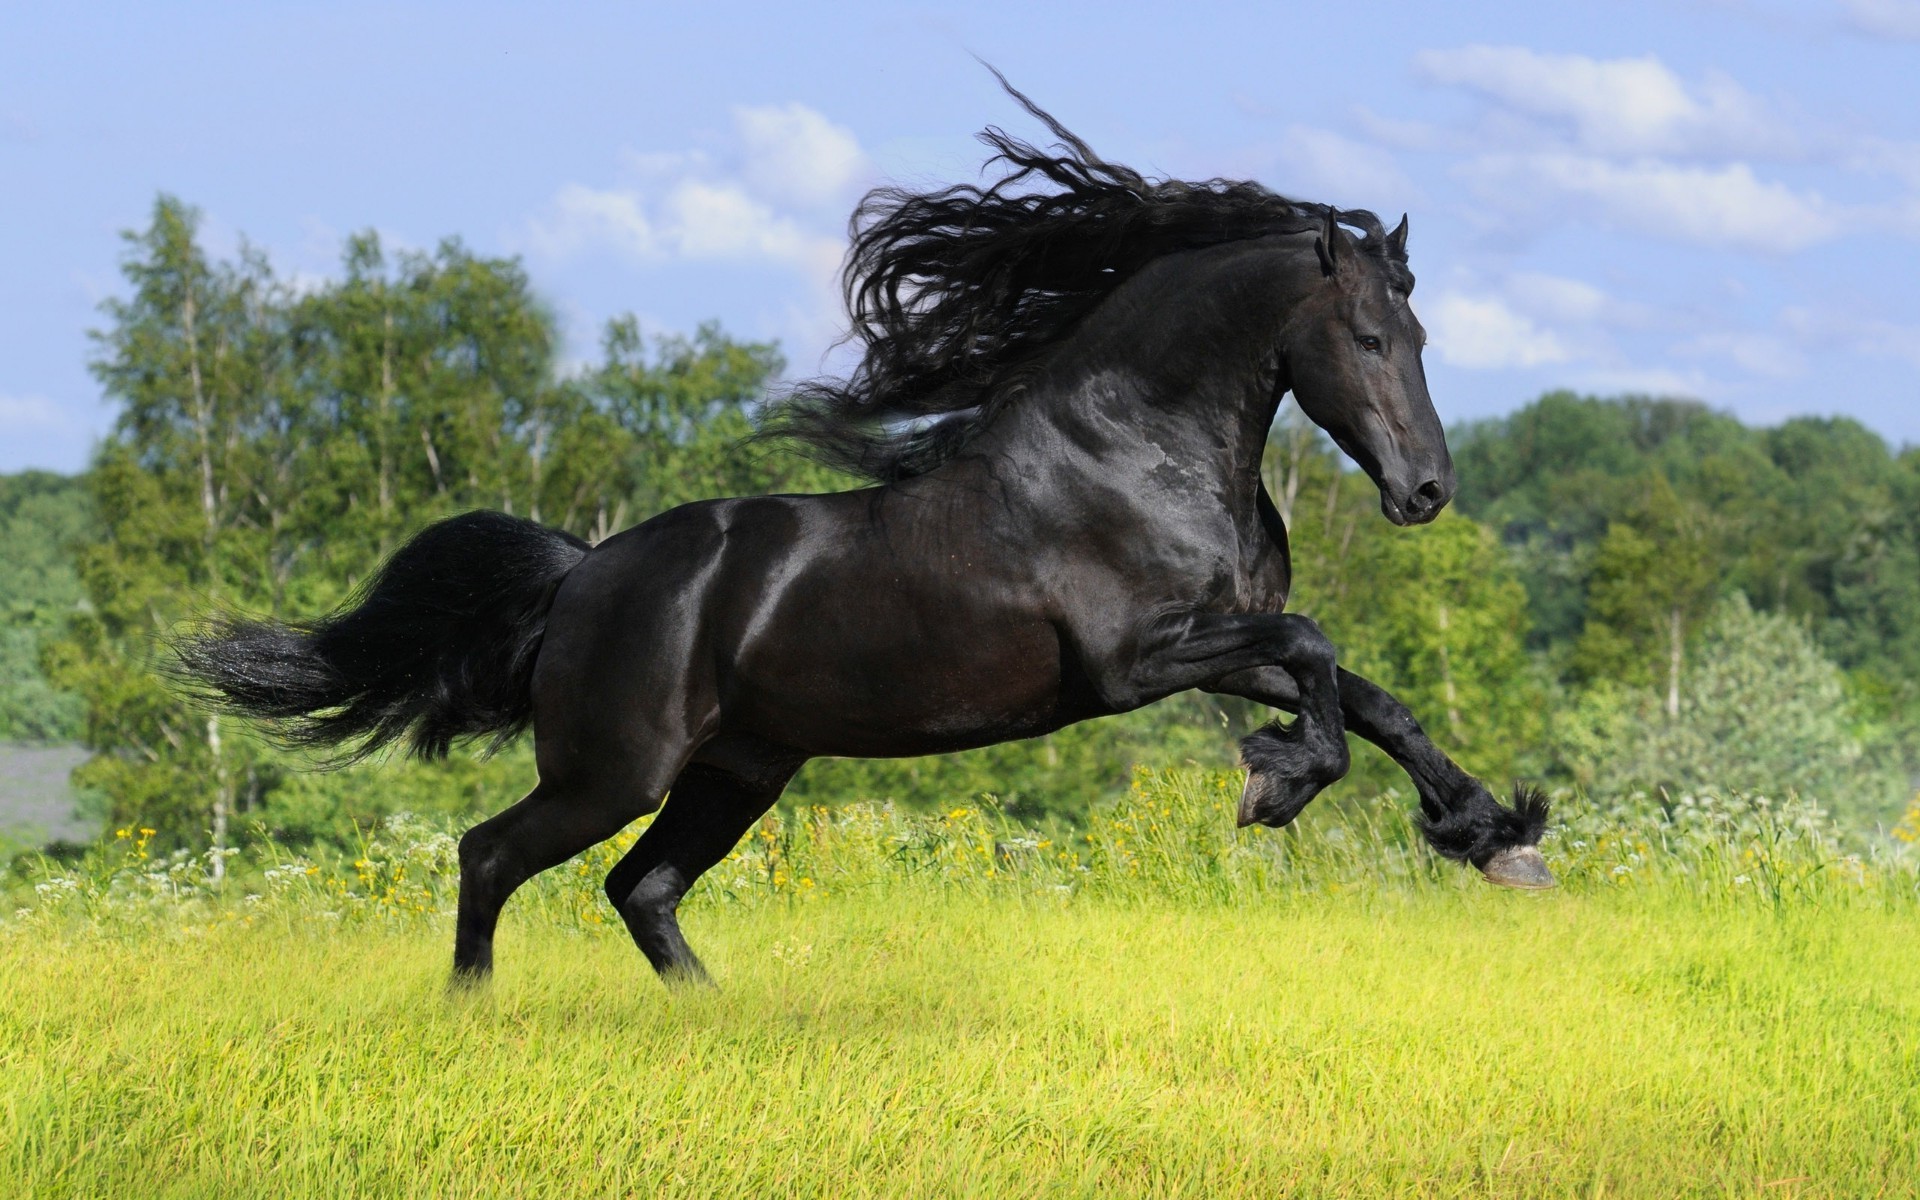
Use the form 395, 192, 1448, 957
1, 196, 1914, 856
1452, 395, 1919, 807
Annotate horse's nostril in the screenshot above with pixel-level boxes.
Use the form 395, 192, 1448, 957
1414, 479, 1445, 505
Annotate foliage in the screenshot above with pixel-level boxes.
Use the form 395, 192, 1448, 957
12, 767, 1904, 932
1553, 595, 1893, 819
0, 472, 92, 739
1455, 392, 1920, 714
1571, 474, 1720, 700
31, 198, 819, 854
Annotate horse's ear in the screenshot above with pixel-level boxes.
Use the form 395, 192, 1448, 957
1386, 214, 1409, 262
1315, 207, 1340, 278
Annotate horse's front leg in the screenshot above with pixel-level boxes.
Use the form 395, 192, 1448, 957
1202, 663, 1554, 888
1126, 612, 1350, 828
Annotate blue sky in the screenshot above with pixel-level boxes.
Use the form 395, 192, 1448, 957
3, 1, 1917, 472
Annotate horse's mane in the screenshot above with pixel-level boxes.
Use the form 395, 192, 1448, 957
760, 72, 1410, 483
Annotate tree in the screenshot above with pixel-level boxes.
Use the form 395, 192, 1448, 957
51, 197, 298, 868
0, 472, 93, 740
39, 197, 846, 853
1555, 594, 1894, 818
47, 204, 595, 855
1573, 474, 1720, 718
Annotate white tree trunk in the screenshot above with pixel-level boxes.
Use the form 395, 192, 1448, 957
1666, 605, 1683, 722
1436, 602, 1462, 737
183, 286, 232, 881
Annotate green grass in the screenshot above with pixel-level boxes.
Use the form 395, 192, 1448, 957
4, 772, 1919, 1197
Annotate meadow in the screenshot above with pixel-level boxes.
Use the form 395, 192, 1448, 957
4, 771, 1918, 1199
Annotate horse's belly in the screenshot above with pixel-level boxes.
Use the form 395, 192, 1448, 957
727, 616, 1076, 758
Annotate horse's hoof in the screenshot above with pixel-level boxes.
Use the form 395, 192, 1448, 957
445, 966, 493, 996
1480, 845, 1556, 890
1237, 769, 1315, 829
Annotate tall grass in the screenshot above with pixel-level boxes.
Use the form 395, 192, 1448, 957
4, 772, 1918, 1197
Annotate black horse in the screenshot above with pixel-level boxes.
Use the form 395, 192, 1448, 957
178, 85, 1551, 986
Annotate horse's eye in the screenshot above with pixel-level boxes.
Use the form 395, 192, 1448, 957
1356, 335, 1383, 353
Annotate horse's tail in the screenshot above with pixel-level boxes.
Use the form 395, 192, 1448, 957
172, 511, 590, 762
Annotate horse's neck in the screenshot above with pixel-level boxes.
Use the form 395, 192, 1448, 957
982, 242, 1306, 503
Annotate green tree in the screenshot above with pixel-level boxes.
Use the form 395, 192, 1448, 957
45, 204, 597, 855
1573, 475, 1721, 718
1556, 594, 1891, 818
0, 472, 94, 740
48, 197, 300, 866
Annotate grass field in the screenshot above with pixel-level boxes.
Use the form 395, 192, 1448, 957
4, 772, 1918, 1198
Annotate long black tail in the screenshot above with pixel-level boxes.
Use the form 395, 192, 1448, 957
172, 511, 590, 761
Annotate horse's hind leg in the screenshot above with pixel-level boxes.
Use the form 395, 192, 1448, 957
453, 772, 673, 983
604, 758, 799, 985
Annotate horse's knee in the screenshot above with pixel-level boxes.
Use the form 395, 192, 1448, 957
606, 861, 687, 920
1274, 613, 1338, 676
458, 820, 512, 893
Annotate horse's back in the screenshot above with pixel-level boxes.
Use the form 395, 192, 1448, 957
534, 487, 1076, 760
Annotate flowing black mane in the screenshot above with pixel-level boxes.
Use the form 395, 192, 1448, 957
762, 75, 1412, 483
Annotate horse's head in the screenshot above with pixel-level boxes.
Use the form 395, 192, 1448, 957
1282, 211, 1452, 526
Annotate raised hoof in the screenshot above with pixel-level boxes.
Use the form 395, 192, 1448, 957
1236, 769, 1318, 829
1479, 845, 1556, 890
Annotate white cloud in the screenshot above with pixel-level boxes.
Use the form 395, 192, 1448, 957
1570, 365, 1717, 398
0, 393, 100, 471
733, 103, 867, 207
525, 102, 860, 295
1856, 320, 1920, 368
1842, 0, 1920, 40
530, 184, 659, 259
1848, 135, 1920, 190
1782, 306, 1920, 369
1503, 271, 1612, 325
0, 393, 75, 433
667, 181, 801, 261
1678, 331, 1807, 378
1269, 125, 1418, 207
1351, 106, 1463, 155
531, 180, 842, 284
1424, 291, 1572, 369
1406, 46, 1862, 254
1415, 45, 1789, 159
1460, 153, 1837, 252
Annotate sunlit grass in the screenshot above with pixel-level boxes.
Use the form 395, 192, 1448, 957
4, 772, 1918, 1197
